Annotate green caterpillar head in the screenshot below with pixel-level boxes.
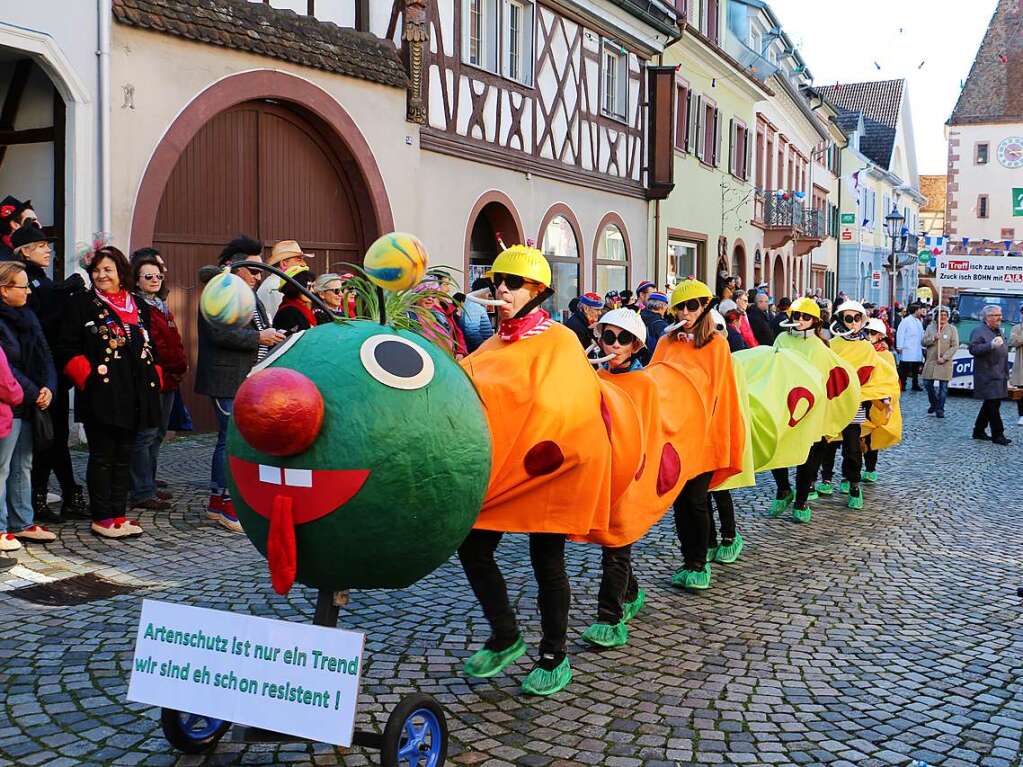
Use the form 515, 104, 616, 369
227, 321, 491, 595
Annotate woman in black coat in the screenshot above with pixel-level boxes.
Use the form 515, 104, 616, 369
56, 246, 162, 539
272, 267, 318, 333
0, 261, 57, 546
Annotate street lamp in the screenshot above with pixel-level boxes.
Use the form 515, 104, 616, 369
885, 204, 905, 310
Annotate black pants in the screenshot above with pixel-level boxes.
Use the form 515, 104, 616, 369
795, 441, 827, 508
84, 422, 136, 522
771, 468, 792, 498
974, 399, 1005, 439
899, 361, 922, 390
1018, 399, 1023, 418
596, 545, 638, 624
863, 435, 877, 472
673, 471, 713, 570
708, 490, 736, 547
821, 423, 862, 484
457, 529, 569, 658
31, 382, 77, 496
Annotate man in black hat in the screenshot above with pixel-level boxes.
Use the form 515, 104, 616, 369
10, 225, 87, 522
0, 196, 38, 262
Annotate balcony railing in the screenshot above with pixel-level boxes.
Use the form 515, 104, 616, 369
763, 193, 805, 230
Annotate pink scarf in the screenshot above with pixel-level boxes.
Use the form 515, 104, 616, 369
499, 309, 552, 343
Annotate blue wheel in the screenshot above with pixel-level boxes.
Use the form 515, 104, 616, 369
160, 707, 231, 754
381, 693, 447, 767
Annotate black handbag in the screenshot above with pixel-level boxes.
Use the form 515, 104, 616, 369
32, 407, 54, 451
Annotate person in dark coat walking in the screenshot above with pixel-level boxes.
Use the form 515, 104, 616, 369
10, 225, 88, 522
57, 247, 163, 539
969, 304, 1011, 445
195, 236, 286, 533
564, 292, 602, 349
769, 297, 791, 339
747, 291, 774, 346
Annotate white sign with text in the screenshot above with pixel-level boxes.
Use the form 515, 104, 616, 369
127, 600, 364, 745
936, 254, 1023, 293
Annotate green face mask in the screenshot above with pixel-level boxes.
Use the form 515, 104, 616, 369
227, 320, 491, 595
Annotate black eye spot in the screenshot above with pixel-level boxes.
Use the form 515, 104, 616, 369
374, 340, 425, 378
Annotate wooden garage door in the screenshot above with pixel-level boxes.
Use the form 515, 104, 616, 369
153, 100, 366, 431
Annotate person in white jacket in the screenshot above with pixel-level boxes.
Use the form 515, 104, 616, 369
895, 303, 926, 391
255, 240, 315, 321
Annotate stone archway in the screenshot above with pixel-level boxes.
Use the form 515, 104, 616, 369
464, 191, 525, 289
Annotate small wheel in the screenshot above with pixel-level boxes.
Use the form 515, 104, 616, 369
160, 707, 231, 754
380, 693, 447, 767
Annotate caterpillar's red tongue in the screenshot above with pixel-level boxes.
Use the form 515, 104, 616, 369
267, 494, 296, 595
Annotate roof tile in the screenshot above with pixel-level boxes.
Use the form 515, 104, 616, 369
112, 0, 407, 90
949, 0, 1023, 125
818, 80, 906, 169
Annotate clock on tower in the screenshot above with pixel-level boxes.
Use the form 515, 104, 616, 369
997, 136, 1023, 169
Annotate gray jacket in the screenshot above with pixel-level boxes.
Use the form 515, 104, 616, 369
194, 274, 269, 399
968, 323, 1010, 401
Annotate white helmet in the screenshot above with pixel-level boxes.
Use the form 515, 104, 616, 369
717, 299, 739, 317
597, 307, 647, 344
834, 299, 866, 318
865, 317, 886, 335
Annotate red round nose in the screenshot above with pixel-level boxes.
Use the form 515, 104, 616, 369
234, 368, 325, 456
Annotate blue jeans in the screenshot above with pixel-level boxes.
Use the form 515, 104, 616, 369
925, 379, 948, 415
211, 397, 233, 499
129, 392, 176, 504
0, 420, 34, 532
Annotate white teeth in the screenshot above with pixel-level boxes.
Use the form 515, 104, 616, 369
258, 465, 282, 485
283, 468, 313, 488
258, 464, 313, 487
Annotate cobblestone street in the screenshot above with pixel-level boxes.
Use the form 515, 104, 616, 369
0, 391, 1020, 767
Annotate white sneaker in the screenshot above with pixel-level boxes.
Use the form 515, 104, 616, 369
13, 525, 56, 542
46, 492, 61, 505
0, 532, 23, 551
1018, 415, 1023, 426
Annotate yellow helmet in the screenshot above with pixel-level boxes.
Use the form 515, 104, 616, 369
669, 279, 713, 307
487, 245, 552, 287
788, 296, 821, 319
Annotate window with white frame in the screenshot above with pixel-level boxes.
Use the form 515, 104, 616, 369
500, 0, 534, 84
749, 24, 762, 55
463, 0, 534, 80
602, 41, 628, 120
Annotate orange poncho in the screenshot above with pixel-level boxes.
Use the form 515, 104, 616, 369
650, 332, 746, 490
578, 360, 710, 547
460, 323, 613, 535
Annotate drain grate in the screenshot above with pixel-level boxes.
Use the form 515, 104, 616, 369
7, 573, 141, 606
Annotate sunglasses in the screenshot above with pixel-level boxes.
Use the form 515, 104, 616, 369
325, 288, 343, 295
674, 298, 704, 312
600, 328, 636, 346
493, 273, 534, 291
840, 312, 863, 324
788, 311, 815, 322
141, 274, 164, 282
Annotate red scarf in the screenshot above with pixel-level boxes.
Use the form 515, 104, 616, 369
95, 289, 139, 326
280, 296, 317, 328
498, 309, 552, 343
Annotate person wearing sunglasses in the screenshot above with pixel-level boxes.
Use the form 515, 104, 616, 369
458, 245, 606, 697
768, 297, 861, 523
311, 273, 346, 324
651, 279, 745, 591
576, 308, 648, 649
127, 251, 187, 513
818, 300, 900, 508
639, 291, 670, 355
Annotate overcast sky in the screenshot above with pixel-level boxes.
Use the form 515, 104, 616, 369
767, 0, 996, 177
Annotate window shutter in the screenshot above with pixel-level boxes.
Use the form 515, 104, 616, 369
694, 96, 704, 158
713, 108, 722, 167
729, 119, 737, 174
687, 93, 698, 154
485, 0, 498, 72
745, 129, 753, 180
